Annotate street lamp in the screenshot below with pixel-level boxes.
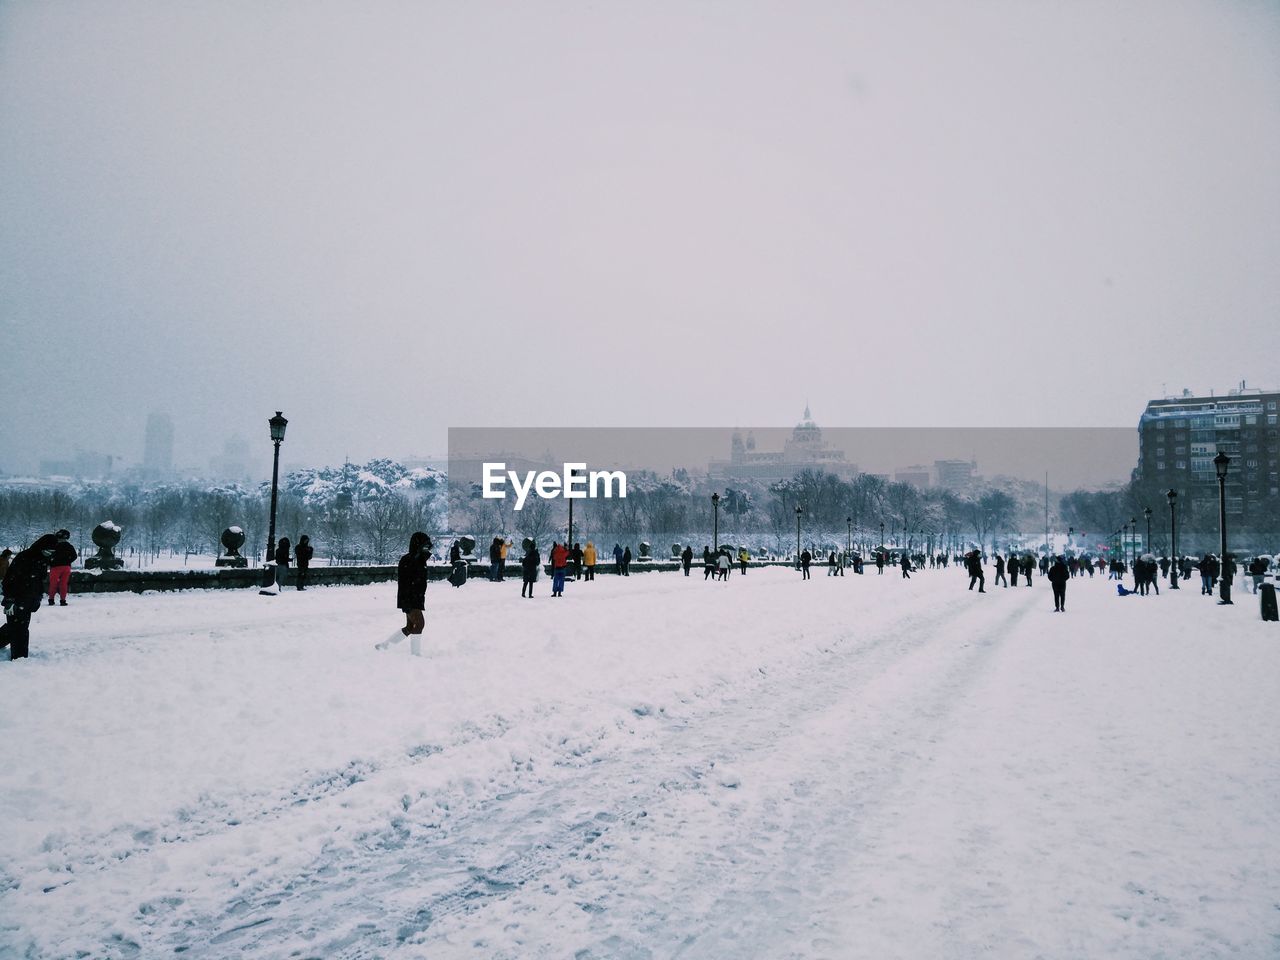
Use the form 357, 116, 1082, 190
711, 492, 721, 552
846, 516, 852, 557
1167, 489, 1179, 589
880, 520, 885, 550
567, 465, 580, 556
795, 505, 804, 569
1129, 516, 1136, 568
265, 410, 288, 566
1214, 451, 1232, 605
1143, 507, 1152, 557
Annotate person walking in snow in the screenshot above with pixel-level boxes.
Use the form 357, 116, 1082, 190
1048, 555, 1069, 612
966, 550, 985, 592
1021, 555, 1034, 586
0, 549, 11, 583
738, 546, 749, 575
521, 540, 541, 598
621, 546, 632, 575
681, 545, 693, 577
875, 551, 885, 575
295, 534, 314, 590
1199, 553, 1217, 595
273, 536, 292, 591
828, 551, 839, 576
900, 552, 912, 579
993, 553, 1007, 588
703, 546, 715, 580
800, 549, 812, 580
46, 528, 76, 606
497, 538, 510, 581
571, 542, 584, 581
716, 550, 731, 582
1, 534, 57, 660
550, 542, 569, 597
613, 543, 624, 575
583, 541, 597, 581
378, 531, 431, 654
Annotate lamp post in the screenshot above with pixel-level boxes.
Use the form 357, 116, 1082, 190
1129, 516, 1136, 568
567, 465, 579, 555
880, 520, 885, 551
1167, 489, 1179, 589
1143, 507, 1152, 558
711, 492, 721, 552
846, 516, 852, 557
795, 505, 804, 569
1215, 451, 1232, 604
265, 411, 288, 566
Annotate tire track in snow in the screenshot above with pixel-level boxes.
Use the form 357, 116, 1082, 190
165, 584, 1034, 959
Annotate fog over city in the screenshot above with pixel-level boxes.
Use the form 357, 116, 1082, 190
2, 0, 1277, 475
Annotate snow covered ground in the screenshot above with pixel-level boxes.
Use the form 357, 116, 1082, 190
1, 568, 1277, 959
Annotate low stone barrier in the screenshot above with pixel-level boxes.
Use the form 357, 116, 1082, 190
67, 559, 800, 594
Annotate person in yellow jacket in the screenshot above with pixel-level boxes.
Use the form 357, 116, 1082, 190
738, 546, 749, 575
498, 539, 510, 581
583, 542, 597, 581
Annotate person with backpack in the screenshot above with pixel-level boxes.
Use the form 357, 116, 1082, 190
46, 528, 77, 606
294, 534, 314, 591
522, 541, 541, 598
1, 534, 58, 660
378, 531, 431, 654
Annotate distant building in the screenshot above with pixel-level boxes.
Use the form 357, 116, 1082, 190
709, 407, 860, 481
894, 466, 930, 488
1137, 383, 1280, 531
209, 435, 251, 482
143, 413, 174, 478
934, 459, 977, 491
39, 449, 115, 479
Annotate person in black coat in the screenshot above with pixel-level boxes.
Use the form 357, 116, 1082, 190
681, 545, 693, 577
274, 537, 291, 590
621, 546, 631, 575
993, 553, 1007, 588
294, 535, 314, 591
47, 529, 77, 606
378, 531, 431, 653
1048, 556, 1070, 612
966, 550, 985, 592
1, 534, 58, 660
900, 553, 911, 579
521, 541, 541, 598
800, 549, 812, 580
571, 542, 584, 581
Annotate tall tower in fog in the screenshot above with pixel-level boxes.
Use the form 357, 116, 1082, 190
143, 413, 174, 478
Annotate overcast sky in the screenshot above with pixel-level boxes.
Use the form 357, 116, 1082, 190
2, 0, 1277, 475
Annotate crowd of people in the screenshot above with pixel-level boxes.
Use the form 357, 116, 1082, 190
3, 526, 1275, 661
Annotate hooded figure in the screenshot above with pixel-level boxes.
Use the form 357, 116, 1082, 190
1, 533, 58, 660
294, 535, 314, 590
47, 528, 77, 606
583, 542, 597, 581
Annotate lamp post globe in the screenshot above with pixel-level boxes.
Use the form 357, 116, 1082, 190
265, 410, 288, 568
1166, 489, 1179, 588
1214, 452, 1232, 604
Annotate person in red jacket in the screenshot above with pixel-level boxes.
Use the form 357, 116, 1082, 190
47, 529, 77, 606
550, 542, 569, 597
